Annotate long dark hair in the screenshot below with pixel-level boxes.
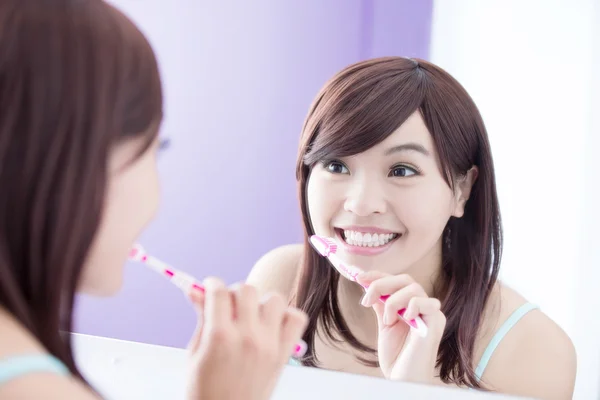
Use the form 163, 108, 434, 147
0, 0, 162, 382
293, 57, 502, 388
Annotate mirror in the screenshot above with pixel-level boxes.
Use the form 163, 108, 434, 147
75, 1, 599, 399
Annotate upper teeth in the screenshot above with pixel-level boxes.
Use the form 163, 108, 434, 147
342, 230, 398, 247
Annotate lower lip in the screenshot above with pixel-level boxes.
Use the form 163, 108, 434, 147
335, 230, 399, 256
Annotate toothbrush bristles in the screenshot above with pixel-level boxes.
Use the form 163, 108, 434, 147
323, 237, 338, 254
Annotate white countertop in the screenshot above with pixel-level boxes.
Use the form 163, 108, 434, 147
72, 333, 532, 399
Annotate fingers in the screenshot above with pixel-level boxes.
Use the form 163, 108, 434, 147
371, 302, 386, 327
187, 288, 206, 353
188, 285, 206, 311
259, 291, 307, 360
187, 279, 308, 365
379, 283, 428, 325
405, 297, 446, 339
260, 292, 307, 361
259, 292, 286, 327
230, 283, 259, 329
359, 273, 444, 332
279, 308, 308, 361
361, 274, 418, 307
202, 277, 233, 331
404, 297, 441, 321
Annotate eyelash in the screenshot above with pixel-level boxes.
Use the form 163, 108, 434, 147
320, 159, 420, 177
320, 159, 348, 174
389, 163, 420, 177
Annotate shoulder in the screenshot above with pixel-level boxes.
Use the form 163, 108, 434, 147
0, 308, 45, 357
0, 372, 97, 399
246, 243, 304, 301
477, 284, 576, 399
0, 309, 98, 399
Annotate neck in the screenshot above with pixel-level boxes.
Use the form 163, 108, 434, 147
336, 279, 379, 345
405, 242, 444, 298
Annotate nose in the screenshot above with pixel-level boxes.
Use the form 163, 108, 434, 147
343, 176, 387, 216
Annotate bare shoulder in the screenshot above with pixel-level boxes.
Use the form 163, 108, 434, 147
0, 373, 99, 399
0, 309, 99, 399
246, 243, 304, 301
478, 284, 576, 400
0, 309, 45, 357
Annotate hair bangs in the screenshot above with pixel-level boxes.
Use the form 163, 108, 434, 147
302, 59, 427, 167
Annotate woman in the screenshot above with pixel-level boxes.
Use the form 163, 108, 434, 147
248, 57, 576, 399
0, 1, 307, 399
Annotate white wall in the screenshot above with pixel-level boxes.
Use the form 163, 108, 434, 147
580, 0, 600, 396
429, 1, 598, 399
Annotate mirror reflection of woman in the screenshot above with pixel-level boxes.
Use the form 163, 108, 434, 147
0, 2, 307, 399
249, 57, 576, 399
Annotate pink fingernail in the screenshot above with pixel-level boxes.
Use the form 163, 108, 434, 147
398, 308, 419, 329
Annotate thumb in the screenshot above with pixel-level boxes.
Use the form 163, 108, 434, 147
371, 302, 386, 329
187, 289, 205, 354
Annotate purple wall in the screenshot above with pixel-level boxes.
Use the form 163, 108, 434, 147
74, 0, 433, 348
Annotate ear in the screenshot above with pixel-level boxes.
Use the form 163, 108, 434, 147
451, 166, 478, 218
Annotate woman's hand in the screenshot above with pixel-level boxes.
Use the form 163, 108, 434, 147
185, 277, 308, 400
357, 271, 446, 384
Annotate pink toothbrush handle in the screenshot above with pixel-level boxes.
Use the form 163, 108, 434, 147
306, 235, 428, 337
129, 245, 308, 358
378, 294, 427, 335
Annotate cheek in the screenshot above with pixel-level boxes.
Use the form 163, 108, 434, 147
112, 157, 160, 233
136, 159, 161, 221
79, 159, 160, 295
396, 180, 455, 235
306, 173, 340, 234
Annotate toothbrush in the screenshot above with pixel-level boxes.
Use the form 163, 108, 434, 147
128, 243, 308, 358
309, 235, 428, 338
129, 243, 205, 293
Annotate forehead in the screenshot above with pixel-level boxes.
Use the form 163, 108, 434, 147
364, 111, 435, 155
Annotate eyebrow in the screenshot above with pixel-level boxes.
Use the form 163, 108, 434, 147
384, 143, 430, 157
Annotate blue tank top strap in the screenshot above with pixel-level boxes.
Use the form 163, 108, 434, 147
0, 354, 70, 386
287, 357, 302, 366
474, 302, 540, 382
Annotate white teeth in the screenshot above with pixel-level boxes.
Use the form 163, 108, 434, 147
341, 230, 399, 247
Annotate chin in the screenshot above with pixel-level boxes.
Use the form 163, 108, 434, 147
77, 275, 125, 297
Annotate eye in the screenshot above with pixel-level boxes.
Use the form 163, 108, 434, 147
322, 160, 349, 174
389, 164, 418, 177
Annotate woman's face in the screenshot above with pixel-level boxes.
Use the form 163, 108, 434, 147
79, 135, 162, 296
306, 111, 477, 279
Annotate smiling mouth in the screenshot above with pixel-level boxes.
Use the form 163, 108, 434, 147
335, 228, 401, 248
